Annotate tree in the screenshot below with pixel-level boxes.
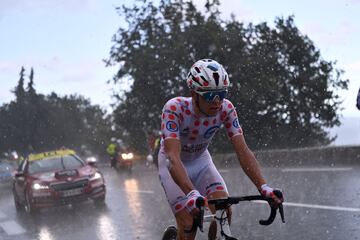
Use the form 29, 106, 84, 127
13, 66, 26, 101
106, 0, 348, 152
0, 67, 113, 157
27, 67, 36, 96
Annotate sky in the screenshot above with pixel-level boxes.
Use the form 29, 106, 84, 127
0, 0, 359, 144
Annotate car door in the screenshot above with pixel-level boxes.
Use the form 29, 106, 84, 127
14, 160, 27, 203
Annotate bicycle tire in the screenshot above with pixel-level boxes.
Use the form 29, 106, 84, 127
162, 225, 177, 240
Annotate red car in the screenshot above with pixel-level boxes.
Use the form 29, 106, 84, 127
12, 149, 106, 214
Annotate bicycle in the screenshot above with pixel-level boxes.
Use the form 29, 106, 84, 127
161, 190, 285, 240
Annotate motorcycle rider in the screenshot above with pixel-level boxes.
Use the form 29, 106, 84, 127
106, 138, 118, 168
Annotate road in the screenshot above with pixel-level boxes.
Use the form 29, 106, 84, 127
1, 162, 359, 240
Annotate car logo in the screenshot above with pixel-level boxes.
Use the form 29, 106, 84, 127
66, 177, 73, 182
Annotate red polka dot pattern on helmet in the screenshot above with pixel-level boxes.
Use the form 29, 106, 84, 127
170, 105, 177, 111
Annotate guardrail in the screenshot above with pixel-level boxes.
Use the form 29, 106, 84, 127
212, 145, 360, 167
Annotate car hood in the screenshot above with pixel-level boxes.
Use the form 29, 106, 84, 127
32, 165, 95, 182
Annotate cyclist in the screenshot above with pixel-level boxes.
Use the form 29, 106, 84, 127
158, 59, 284, 240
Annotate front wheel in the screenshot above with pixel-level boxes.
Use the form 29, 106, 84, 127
93, 196, 106, 207
24, 193, 38, 215
162, 225, 177, 240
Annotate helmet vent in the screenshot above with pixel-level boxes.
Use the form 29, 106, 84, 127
191, 73, 202, 86
207, 64, 218, 71
213, 72, 219, 86
200, 76, 208, 83
195, 67, 201, 73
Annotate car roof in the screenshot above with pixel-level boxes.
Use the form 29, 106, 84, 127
28, 149, 76, 162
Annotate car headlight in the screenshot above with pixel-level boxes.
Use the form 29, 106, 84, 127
121, 153, 134, 160
86, 157, 97, 163
32, 183, 49, 190
90, 172, 102, 181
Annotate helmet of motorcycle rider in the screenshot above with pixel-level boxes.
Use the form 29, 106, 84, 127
146, 154, 154, 163
186, 59, 230, 92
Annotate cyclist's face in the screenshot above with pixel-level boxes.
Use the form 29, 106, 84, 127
193, 92, 223, 116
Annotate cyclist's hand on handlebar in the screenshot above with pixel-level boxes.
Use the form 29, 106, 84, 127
259, 184, 284, 207
185, 190, 206, 215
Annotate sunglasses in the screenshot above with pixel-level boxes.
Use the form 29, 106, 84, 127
195, 90, 228, 103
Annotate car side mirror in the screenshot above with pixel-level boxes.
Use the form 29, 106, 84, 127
15, 171, 24, 178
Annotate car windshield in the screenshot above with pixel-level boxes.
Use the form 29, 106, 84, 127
0, 162, 14, 172
28, 155, 85, 174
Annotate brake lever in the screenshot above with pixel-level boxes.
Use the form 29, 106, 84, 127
273, 189, 285, 223
279, 204, 285, 223
195, 197, 205, 232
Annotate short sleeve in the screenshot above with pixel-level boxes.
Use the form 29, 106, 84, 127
222, 100, 243, 139
161, 98, 182, 140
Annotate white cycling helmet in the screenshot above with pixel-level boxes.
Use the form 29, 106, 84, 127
186, 59, 230, 91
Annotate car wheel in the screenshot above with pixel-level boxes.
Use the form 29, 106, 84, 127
24, 193, 37, 215
94, 196, 106, 207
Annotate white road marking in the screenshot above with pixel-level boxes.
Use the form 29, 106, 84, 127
0, 210, 6, 220
0, 220, 26, 235
125, 190, 154, 194
283, 202, 360, 212
281, 167, 353, 172
254, 201, 360, 212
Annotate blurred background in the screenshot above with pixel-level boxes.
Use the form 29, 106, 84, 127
0, 0, 359, 159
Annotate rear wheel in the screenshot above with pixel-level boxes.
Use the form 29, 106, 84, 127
162, 225, 177, 240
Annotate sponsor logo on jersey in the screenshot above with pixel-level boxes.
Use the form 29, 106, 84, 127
166, 121, 178, 132
180, 127, 190, 136
204, 126, 220, 139
182, 142, 208, 153
233, 118, 240, 128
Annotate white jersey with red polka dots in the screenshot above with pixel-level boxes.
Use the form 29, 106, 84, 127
160, 96, 243, 161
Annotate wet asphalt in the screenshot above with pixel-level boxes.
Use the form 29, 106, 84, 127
0, 162, 359, 240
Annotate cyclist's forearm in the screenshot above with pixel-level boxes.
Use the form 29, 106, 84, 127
168, 154, 194, 194
237, 150, 266, 189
